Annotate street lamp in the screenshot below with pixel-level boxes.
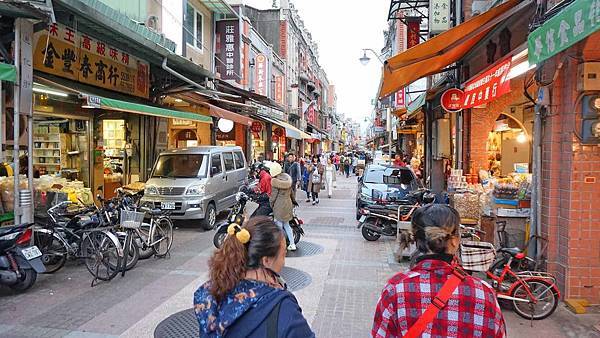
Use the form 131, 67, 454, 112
359, 49, 385, 66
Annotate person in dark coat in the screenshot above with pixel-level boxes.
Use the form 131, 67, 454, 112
194, 217, 314, 338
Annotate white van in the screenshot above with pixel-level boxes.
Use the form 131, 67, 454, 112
141, 146, 248, 230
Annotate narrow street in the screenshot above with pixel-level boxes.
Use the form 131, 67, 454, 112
0, 174, 597, 337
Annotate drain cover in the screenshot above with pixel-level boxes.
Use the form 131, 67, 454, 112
280, 266, 312, 292
286, 241, 324, 258
154, 309, 197, 338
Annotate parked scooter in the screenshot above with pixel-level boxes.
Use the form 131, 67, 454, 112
0, 223, 46, 292
213, 186, 304, 248
357, 189, 435, 255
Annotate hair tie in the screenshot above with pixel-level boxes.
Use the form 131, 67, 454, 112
227, 224, 251, 244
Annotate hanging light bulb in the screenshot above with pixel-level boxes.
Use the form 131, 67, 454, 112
516, 132, 527, 143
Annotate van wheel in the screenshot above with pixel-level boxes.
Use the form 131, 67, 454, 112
201, 203, 216, 230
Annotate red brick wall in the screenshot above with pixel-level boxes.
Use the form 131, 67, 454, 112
466, 78, 527, 174
542, 31, 600, 302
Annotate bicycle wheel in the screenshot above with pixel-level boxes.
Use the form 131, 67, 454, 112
120, 231, 140, 271
136, 223, 154, 260
151, 217, 173, 257
511, 279, 559, 320
81, 231, 121, 281
33, 230, 68, 274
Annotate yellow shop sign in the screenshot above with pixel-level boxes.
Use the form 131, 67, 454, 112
33, 23, 149, 98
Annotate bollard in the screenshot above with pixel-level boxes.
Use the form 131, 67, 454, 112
19, 189, 33, 224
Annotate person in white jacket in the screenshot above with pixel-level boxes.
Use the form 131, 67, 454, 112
324, 158, 336, 198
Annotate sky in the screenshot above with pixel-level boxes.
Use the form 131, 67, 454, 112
238, 0, 390, 129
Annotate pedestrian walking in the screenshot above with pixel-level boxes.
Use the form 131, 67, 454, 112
301, 159, 311, 202
339, 153, 346, 175
334, 153, 340, 172
267, 162, 298, 251
372, 204, 506, 338
343, 156, 350, 178
351, 154, 358, 176
284, 153, 301, 195
308, 155, 324, 205
194, 217, 314, 338
325, 158, 336, 198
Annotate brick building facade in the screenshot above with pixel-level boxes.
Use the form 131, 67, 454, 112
541, 31, 600, 303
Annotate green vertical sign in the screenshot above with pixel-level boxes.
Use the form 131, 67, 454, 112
528, 0, 600, 64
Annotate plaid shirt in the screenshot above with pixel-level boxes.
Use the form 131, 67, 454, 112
372, 258, 506, 338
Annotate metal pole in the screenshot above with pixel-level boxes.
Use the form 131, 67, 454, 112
457, 111, 463, 170
13, 21, 21, 224
387, 108, 392, 164
531, 103, 543, 258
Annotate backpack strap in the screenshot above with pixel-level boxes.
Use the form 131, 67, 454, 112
266, 300, 282, 338
403, 267, 467, 338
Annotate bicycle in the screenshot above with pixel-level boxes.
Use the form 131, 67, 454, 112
486, 249, 560, 320
33, 201, 123, 282
117, 209, 145, 277
135, 206, 173, 258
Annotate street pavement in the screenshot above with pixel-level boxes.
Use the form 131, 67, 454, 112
0, 174, 599, 337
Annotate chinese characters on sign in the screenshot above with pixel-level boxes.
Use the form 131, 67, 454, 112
528, 0, 600, 65
275, 75, 284, 105
395, 89, 405, 109
440, 88, 464, 112
255, 53, 267, 96
33, 23, 149, 98
430, 0, 451, 33
462, 57, 512, 109
216, 20, 240, 82
279, 21, 288, 59
406, 17, 421, 49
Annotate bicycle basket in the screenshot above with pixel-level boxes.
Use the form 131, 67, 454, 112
460, 241, 496, 272
120, 210, 145, 229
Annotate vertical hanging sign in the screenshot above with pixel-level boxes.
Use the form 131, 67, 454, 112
216, 20, 240, 82
430, 0, 451, 33
275, 75, 284, 104
255, 53, 267, 96
395, 89, 405, 109
17, 18, 33, 116
406, 17, 422, 48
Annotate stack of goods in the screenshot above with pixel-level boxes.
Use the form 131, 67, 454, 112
33, 175, 93, 216
448, 169, 468, 191
492, 174, 532, 217
453, 192, 481, 222
0, 176, 28, 212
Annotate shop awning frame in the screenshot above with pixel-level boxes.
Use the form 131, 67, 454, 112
379, 0, 534, 99
258, 116, 307, 140
89, 96, 212, 124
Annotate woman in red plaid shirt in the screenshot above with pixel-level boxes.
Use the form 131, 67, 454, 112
372, 204, 506, 338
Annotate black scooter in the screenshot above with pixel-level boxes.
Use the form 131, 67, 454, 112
0, 223, 46, 292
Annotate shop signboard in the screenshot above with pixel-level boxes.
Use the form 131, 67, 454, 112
255, 53, 267, 96
17, 19, 34, 116
430, 0, 451, 33
279, 21, 288, 59
275, 75, 284, 105
395, 88, 405, 108
528, 0, 600, 65
216, 128, 235, 141
33, 22, 149, 98
406, 17, 422, 49
441, 88, 464, 112
462, 57, 512, 109
216, 20, 240, 81
250, 121, 263, 133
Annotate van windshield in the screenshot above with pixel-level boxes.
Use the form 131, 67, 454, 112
152, 154, 208, 178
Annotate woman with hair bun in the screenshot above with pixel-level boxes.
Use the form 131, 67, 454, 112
194, 216, 314, 338
372, 204, 506, 338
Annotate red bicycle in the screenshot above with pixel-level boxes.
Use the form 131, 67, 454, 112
486, 249, 560, 320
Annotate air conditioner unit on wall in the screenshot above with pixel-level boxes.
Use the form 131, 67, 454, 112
578, 62, 600, 91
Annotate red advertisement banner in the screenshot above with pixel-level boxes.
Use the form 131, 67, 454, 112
395, 89, 405, 108
255, 53, 267, 96
463, 58, 512, 109
406, 18, 421, 49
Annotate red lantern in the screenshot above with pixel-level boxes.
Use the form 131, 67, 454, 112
272, 135, 279, 143
251, 121, 263, 133
273, 127, 284, 137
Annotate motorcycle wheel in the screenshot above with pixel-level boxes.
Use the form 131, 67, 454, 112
34, 231, 68, 274
213, 227, 228, 249
293, 229, 301, 244
9, 268, 37, 292
361, 226, 381, 241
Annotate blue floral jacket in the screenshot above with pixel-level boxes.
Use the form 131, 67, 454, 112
194, 279, 314, 338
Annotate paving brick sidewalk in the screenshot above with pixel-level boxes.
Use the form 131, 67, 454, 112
296, 174, 600, 338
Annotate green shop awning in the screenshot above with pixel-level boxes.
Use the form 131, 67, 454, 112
0, 63, 17, 83
87, 96, 212, 124
406, 93, 426, 118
